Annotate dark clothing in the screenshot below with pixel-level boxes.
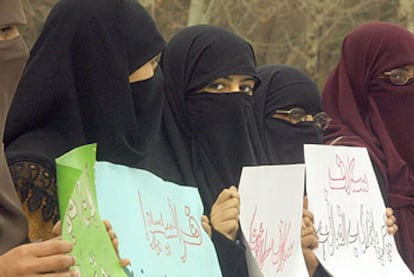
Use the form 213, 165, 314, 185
253, 64, 323, 165
5, 0, 166, 171
322, 22, 414, 272
4, 0, 165, 240
253, 65, 329, 276
143, 25, 259, 277
0, 0, 29, 254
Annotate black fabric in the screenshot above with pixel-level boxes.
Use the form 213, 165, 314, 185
4, 0, 165, 170
186, 92, 257, 199
313, 264, 331, 277
253, 65, 323, 165
211, 229, 248, 277
162, 25, 258, 201
253, 65, 328, 276
143, 25, 258, 277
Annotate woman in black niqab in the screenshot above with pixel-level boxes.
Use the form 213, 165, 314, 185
144, 24, 259, 277
4, 0, 165, 241
151, 25, 259, 201
253, 64, 324, 165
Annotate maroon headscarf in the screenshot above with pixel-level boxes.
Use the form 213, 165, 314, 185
322, 21, 414, 272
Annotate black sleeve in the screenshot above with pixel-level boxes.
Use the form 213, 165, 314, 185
312, 264, 331, 277
211, 229, 249, 277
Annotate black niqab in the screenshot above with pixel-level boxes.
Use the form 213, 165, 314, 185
4, 0, 165, 170
159, 24, 259, 202
254, 65, 323, 165
143, 25, 260, 277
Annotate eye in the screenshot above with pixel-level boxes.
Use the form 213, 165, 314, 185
207, 83, 225, 90
239, 84, 253, 95
0, 26, 18, 40
389, 68, 408, 81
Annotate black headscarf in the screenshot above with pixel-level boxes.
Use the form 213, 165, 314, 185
148, 24, 259, 204
144, 23, 258, 277
4, 0, 165, 170
254, 65, 323, 165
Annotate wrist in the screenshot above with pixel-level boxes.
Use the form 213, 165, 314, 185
0, 254, 7, 277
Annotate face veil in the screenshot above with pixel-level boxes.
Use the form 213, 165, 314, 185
153, 25, 260, 204
322, 21, 414, 271
254, 65, 323, 165
4, 0, 166, 169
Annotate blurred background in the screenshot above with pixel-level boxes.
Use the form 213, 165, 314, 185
21, 0, 414, 88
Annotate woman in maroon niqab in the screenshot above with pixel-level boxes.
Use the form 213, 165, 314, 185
322, 21, 414, 272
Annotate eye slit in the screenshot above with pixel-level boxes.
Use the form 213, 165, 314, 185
0, 26, 14, 32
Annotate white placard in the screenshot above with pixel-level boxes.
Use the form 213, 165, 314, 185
304, 144, 412, 277
239, 164, 309, 276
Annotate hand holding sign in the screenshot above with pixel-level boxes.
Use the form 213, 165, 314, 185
301, 196, 320, 276
210, 186, 240, 241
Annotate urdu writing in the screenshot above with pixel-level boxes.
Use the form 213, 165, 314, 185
138, 191, 203, 262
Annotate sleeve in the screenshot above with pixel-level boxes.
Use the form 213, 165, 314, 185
211, 228, 249, 277
313, 264, 332, 277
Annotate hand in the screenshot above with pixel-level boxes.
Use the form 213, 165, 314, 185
385, 207, 398, 235
52, 220, 62, 239
201, 215, 212, 238
0, 240, 77, 277
53, 219, 130, 267
302, 196, 320, 277
210, 186, 240, 241
103, 220, 131, 267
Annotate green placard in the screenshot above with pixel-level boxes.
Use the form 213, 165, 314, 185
56, 144, 127, 276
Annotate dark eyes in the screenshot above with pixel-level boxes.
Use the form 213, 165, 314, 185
240, 85, 253, 94
207, 83, 225, 90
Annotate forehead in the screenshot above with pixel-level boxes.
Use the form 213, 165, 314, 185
214, 75, 256, 82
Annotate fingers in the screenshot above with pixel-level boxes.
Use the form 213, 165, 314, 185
385, 207, 393, 217
103, 219, 112, 232
301, 234, 319, 250
302, 209, 314, 223
111, 237, 120, 256
43, 270, 80, 277
303, 196, 309, 209
210, 207, 239, 224
52, 221, 62, 238
385, 207, 398, 235
33, 254, 76, 274
214, 187, 240, 206
119, 258, 131, 268
201, 215, 212, 238
108, 229, 117, 241
211, 198, 240, 216
26, 240, 73, 257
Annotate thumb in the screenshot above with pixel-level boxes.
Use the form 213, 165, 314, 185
229, 185, 238, 192
303, 196, 309, 209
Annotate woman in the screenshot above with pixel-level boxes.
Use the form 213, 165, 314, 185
253, 64, 327, 166
254, 64, 398, 276
322, 21, 414, 273
4, 0, 165, 241
143, 24, 259, 277
253, 64, 332, 276
0, 0, 78, 275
